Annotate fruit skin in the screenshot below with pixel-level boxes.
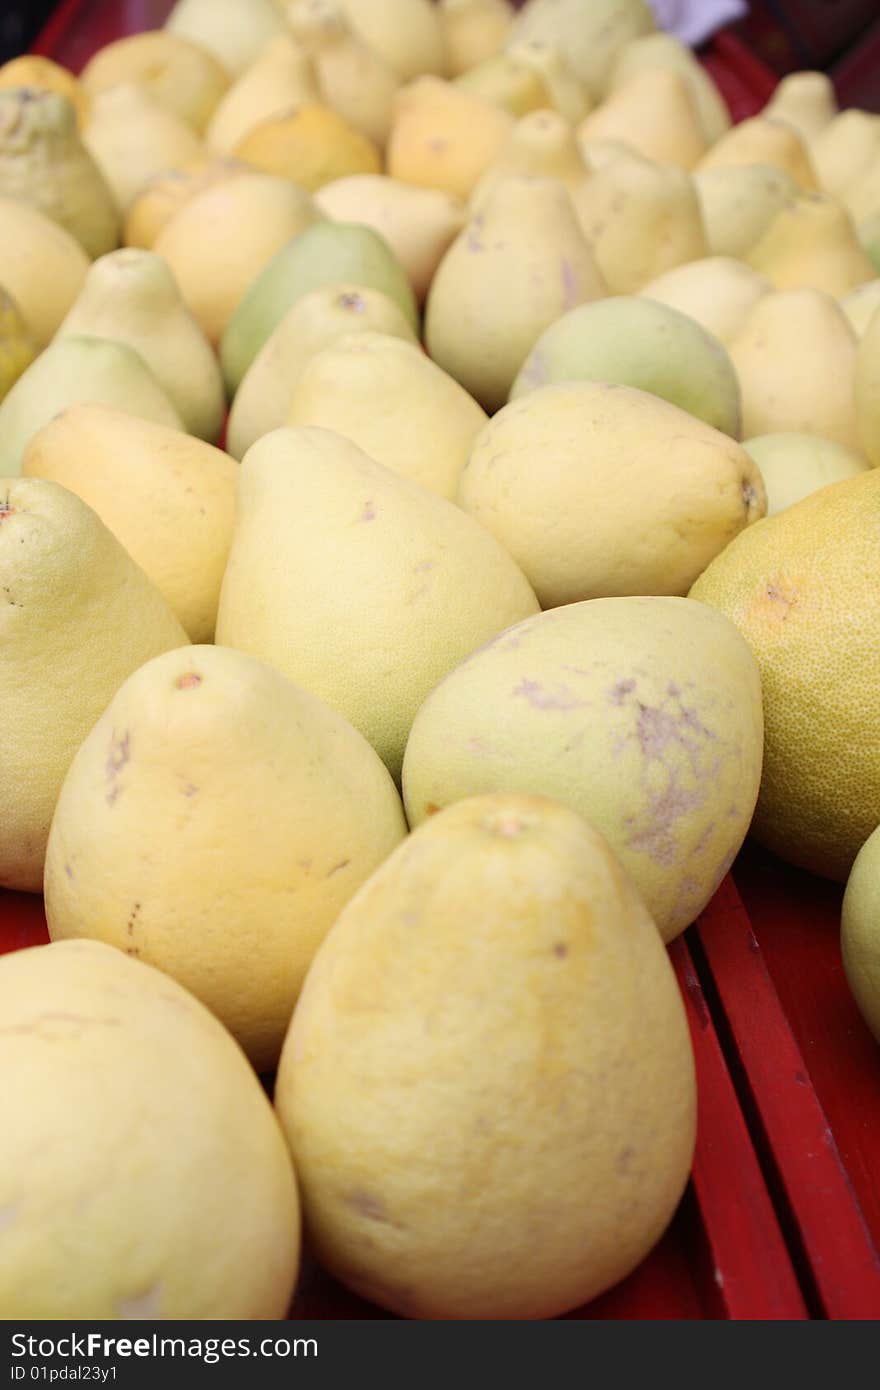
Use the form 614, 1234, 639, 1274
696, 116, 818, 191
314, 174, 465, 303
0, 335, 182, 478
402, 597, 763, 943
510, 295, 742, 438
0, 478, 188, 892
22, 404, 237, 642
728, 288, 860, 450
0, 55, 90, 127
79, 31, 229, 135
82, 82, 204, 213
458, 382, 763, 608
841, 825, 880, 1041
285, 330, 487, 499
695, 163, 799, 261
0, 938, 299, 1319
640, 256, 770, 345
509, 0, 656, 101
0, 286, 37, 404
424, 174, 604, 413
165, 0, 285, 78
228, 283, 417, 462
855, 303, 880, 466
577, 68, 707, 170
215, 426, 539, 782
742, 432, 869, 517
275, 791, 696, 1320
234, 104, 382, 191
0, 88, 120, 260
153, 172, 323, 346
689, 468, 880, 881
56, 248, 226, 444
45, 644, 407, 1074
0, 195, 89, 347
386, 74, 515, 201
220, 219, 418, 393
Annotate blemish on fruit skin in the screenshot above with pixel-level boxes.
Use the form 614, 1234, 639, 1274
361, 499, 376, 521
347, 1189, 391, 1223
616, 1146, 635, 1175
467, 216, 485, 253
513, 677, 583, 711
326, 858, 351, 878
175, 672, 202, 690
118, 1284, 163, 1319
609, 678, 636, 706
553, 942, 569, 959
64, 863, 74, 881
105, 730, 130, 805
424, 803, 441, 816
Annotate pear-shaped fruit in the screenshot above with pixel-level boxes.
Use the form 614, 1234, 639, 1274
276, 791, 696, 1319
510, 296, 741, 437
204, 35, 319, 155
83, 83, 204, 212
439, 0, 513, 78
729, 288, 859, 449
221, 220, 418, 393
458, 381, 762, 607
314, 175, 465, 301
56, 249, 225, 443
763, 70, 836, 143
0, 55, 89, 127
696, 116, 818, 191
840, 277, 880, 337
746, 192, 875, 296
695, 163, 799, 259
856, 304, 880, 466
844, 150, 880, 229
425, 174, 604, 412
572, 147, 706, 293
841, 825, 880, 1042
336, 0, 448, 80
608, 32, 730, 145
0, 89, 119, 259
0, 196, 89, 345
810, 109, 880, 202
640, 257, 771, 344
228, 284, 417, 460
386, 75, 515, 200
23, 405, 236, 641
285, 331, 488, 498
153, 172, 323, 345
123, 155, 248, 249
454, 50, 550, 117
0, 939, 300, 1319
578, 69, 707, 170
44, 644, 407, 1074
742, 432, 869, 517
0, 477, 187, 891
470, 108, 588, 209
234, 104, 381, 190
505, 40, 589, 125
0, 336, 183, 477
286, 0, 400, 149
79, 31, 229, 134
0, 286, 37, 404
509, 0, 656, 101
402, 596, 763, 942
165, 0, 285, 78
215, 427, 539, 780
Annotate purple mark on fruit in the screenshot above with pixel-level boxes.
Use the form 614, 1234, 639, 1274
339, 291, 365, 313
561, 258, 578, 309
105, 730, 130, 805
625, 776, 705, 867
64, 863, 74, 881
609, 678, 636, 706
513, 678, 583, 711
361, 499, 376, 521
518, 350, 546, 388
467, 216, 485, 252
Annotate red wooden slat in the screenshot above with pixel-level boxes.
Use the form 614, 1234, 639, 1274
32, 0, 176, 71
697, 874, 880, 1320
670, 937, 807, 1320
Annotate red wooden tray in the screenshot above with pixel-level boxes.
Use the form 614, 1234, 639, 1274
12, 0, 880, 1323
